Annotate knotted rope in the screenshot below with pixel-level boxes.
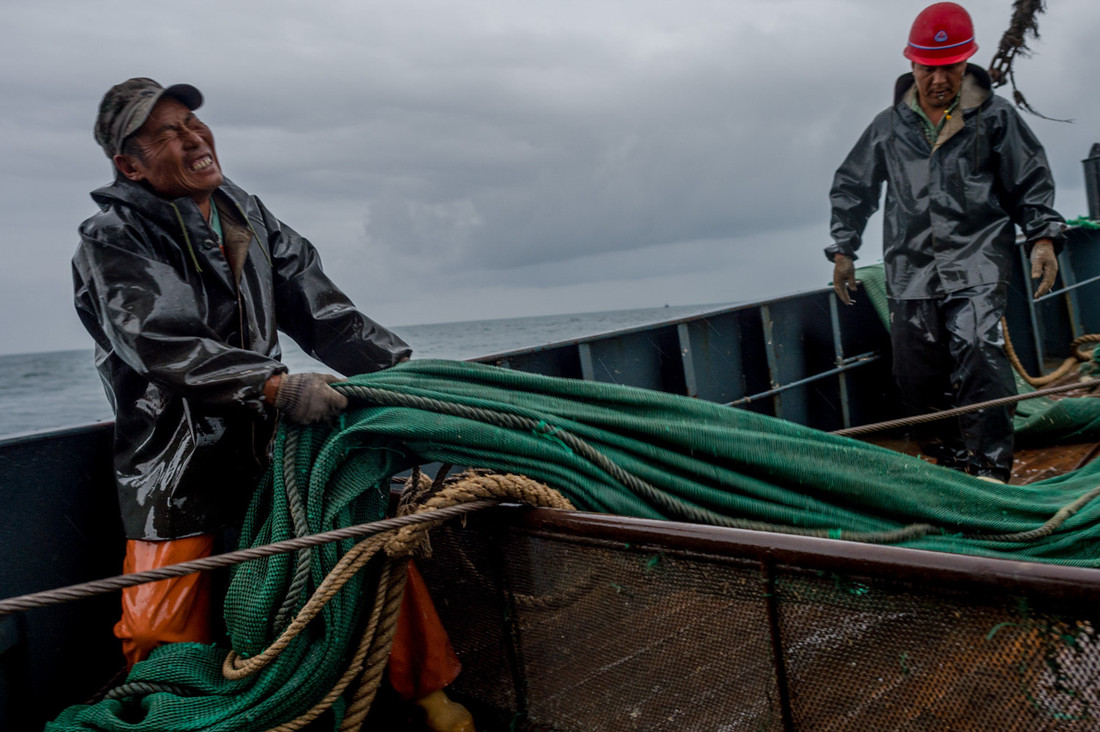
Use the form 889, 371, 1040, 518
221, 468, 573, 732
1004, 325, 1100, 387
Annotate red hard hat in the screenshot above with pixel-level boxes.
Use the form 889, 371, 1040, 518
903, 2, 978, 66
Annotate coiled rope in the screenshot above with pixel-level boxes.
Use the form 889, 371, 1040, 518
3, 470, 571, 732
221, 467, 574, 732
4, 473, 566, 731
1004, 325, 1100, 387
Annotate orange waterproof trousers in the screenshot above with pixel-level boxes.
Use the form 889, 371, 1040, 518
114, 536, 215, 668
115, 538, 462, 700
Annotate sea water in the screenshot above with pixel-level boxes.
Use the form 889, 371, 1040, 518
0, 304, 726, 438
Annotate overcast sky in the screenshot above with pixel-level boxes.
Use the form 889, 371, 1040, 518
1, 0, 1097, 356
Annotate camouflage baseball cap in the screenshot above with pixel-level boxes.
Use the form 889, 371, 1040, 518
94, 77, 204, 158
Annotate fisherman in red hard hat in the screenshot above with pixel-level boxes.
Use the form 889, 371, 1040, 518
826, 3, 1064, 482
904, 1, 983, 65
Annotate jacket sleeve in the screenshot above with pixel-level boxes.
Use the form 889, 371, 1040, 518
827, 118, 887, 262
992, 104, 1066, 250
254, 198, 413, 376
73, 221, 285, 410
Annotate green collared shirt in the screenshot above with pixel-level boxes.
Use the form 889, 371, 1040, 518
911, 93, 961, 145
208, 199, 223, 245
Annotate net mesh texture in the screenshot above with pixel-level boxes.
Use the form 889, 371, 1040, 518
421, 522, 1100, 731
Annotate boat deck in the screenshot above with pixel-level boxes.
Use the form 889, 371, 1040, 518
871, 434, 1100, 485
866, 368, 1100, 485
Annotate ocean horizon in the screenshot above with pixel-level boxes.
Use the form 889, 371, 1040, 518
0, 302, 731, 438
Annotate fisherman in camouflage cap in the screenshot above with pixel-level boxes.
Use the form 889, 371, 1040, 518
73, 77, 474, 731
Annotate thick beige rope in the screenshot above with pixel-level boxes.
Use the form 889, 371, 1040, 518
384, 472, 574, 559
218, 471, 572, 732
1003, 321, 1100, 387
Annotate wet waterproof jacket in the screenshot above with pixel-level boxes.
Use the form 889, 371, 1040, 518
826, 65, 1064, 299
73, 177, 411, 540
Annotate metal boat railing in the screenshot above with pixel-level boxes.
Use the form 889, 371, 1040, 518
476, 287, 897, 432
1015, 225, 1100, 374
477, 225, 1100, 433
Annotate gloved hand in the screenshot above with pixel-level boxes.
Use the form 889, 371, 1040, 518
267, 373, 348, 424
832, 254, 858, 305
1030, 238, 1058, 298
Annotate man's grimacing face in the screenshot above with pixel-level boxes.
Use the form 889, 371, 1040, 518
115, 96, 223, 203
912, 60, 967, 111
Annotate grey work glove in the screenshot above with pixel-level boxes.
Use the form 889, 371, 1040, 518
1030, 239, 1058, 298
272, 373, 348, 424
832, 254, 858, 305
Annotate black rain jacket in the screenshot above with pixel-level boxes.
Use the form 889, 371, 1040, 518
73, 177, 411, 540
826, 65, 1064, 299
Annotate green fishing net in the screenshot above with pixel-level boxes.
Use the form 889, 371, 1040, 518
47, 320, 1100, 729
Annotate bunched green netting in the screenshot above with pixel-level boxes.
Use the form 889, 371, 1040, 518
48, 349, 1100, 730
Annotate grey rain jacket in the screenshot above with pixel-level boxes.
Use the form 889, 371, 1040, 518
73, 177, 411, 540
826, 64, 1064, 299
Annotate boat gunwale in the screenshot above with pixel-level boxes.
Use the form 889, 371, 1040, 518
472, 503, 1100, 602
6, 423, 1099, 602
468, 288, 819, 364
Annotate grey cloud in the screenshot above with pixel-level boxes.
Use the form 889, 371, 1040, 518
0, 0, 1097, 354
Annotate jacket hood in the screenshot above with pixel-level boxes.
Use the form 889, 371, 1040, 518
91, 177, 247, 227
88, 178, 264, 271
893, 63, 992, 109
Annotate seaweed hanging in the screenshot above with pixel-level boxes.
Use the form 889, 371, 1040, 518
987, 0, 1071, 122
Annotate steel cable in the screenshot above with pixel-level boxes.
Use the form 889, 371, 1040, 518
832, 378, 1098, 437
0, 501, 497, 618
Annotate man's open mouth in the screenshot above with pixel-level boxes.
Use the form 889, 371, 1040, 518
190, 155, 214, 172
